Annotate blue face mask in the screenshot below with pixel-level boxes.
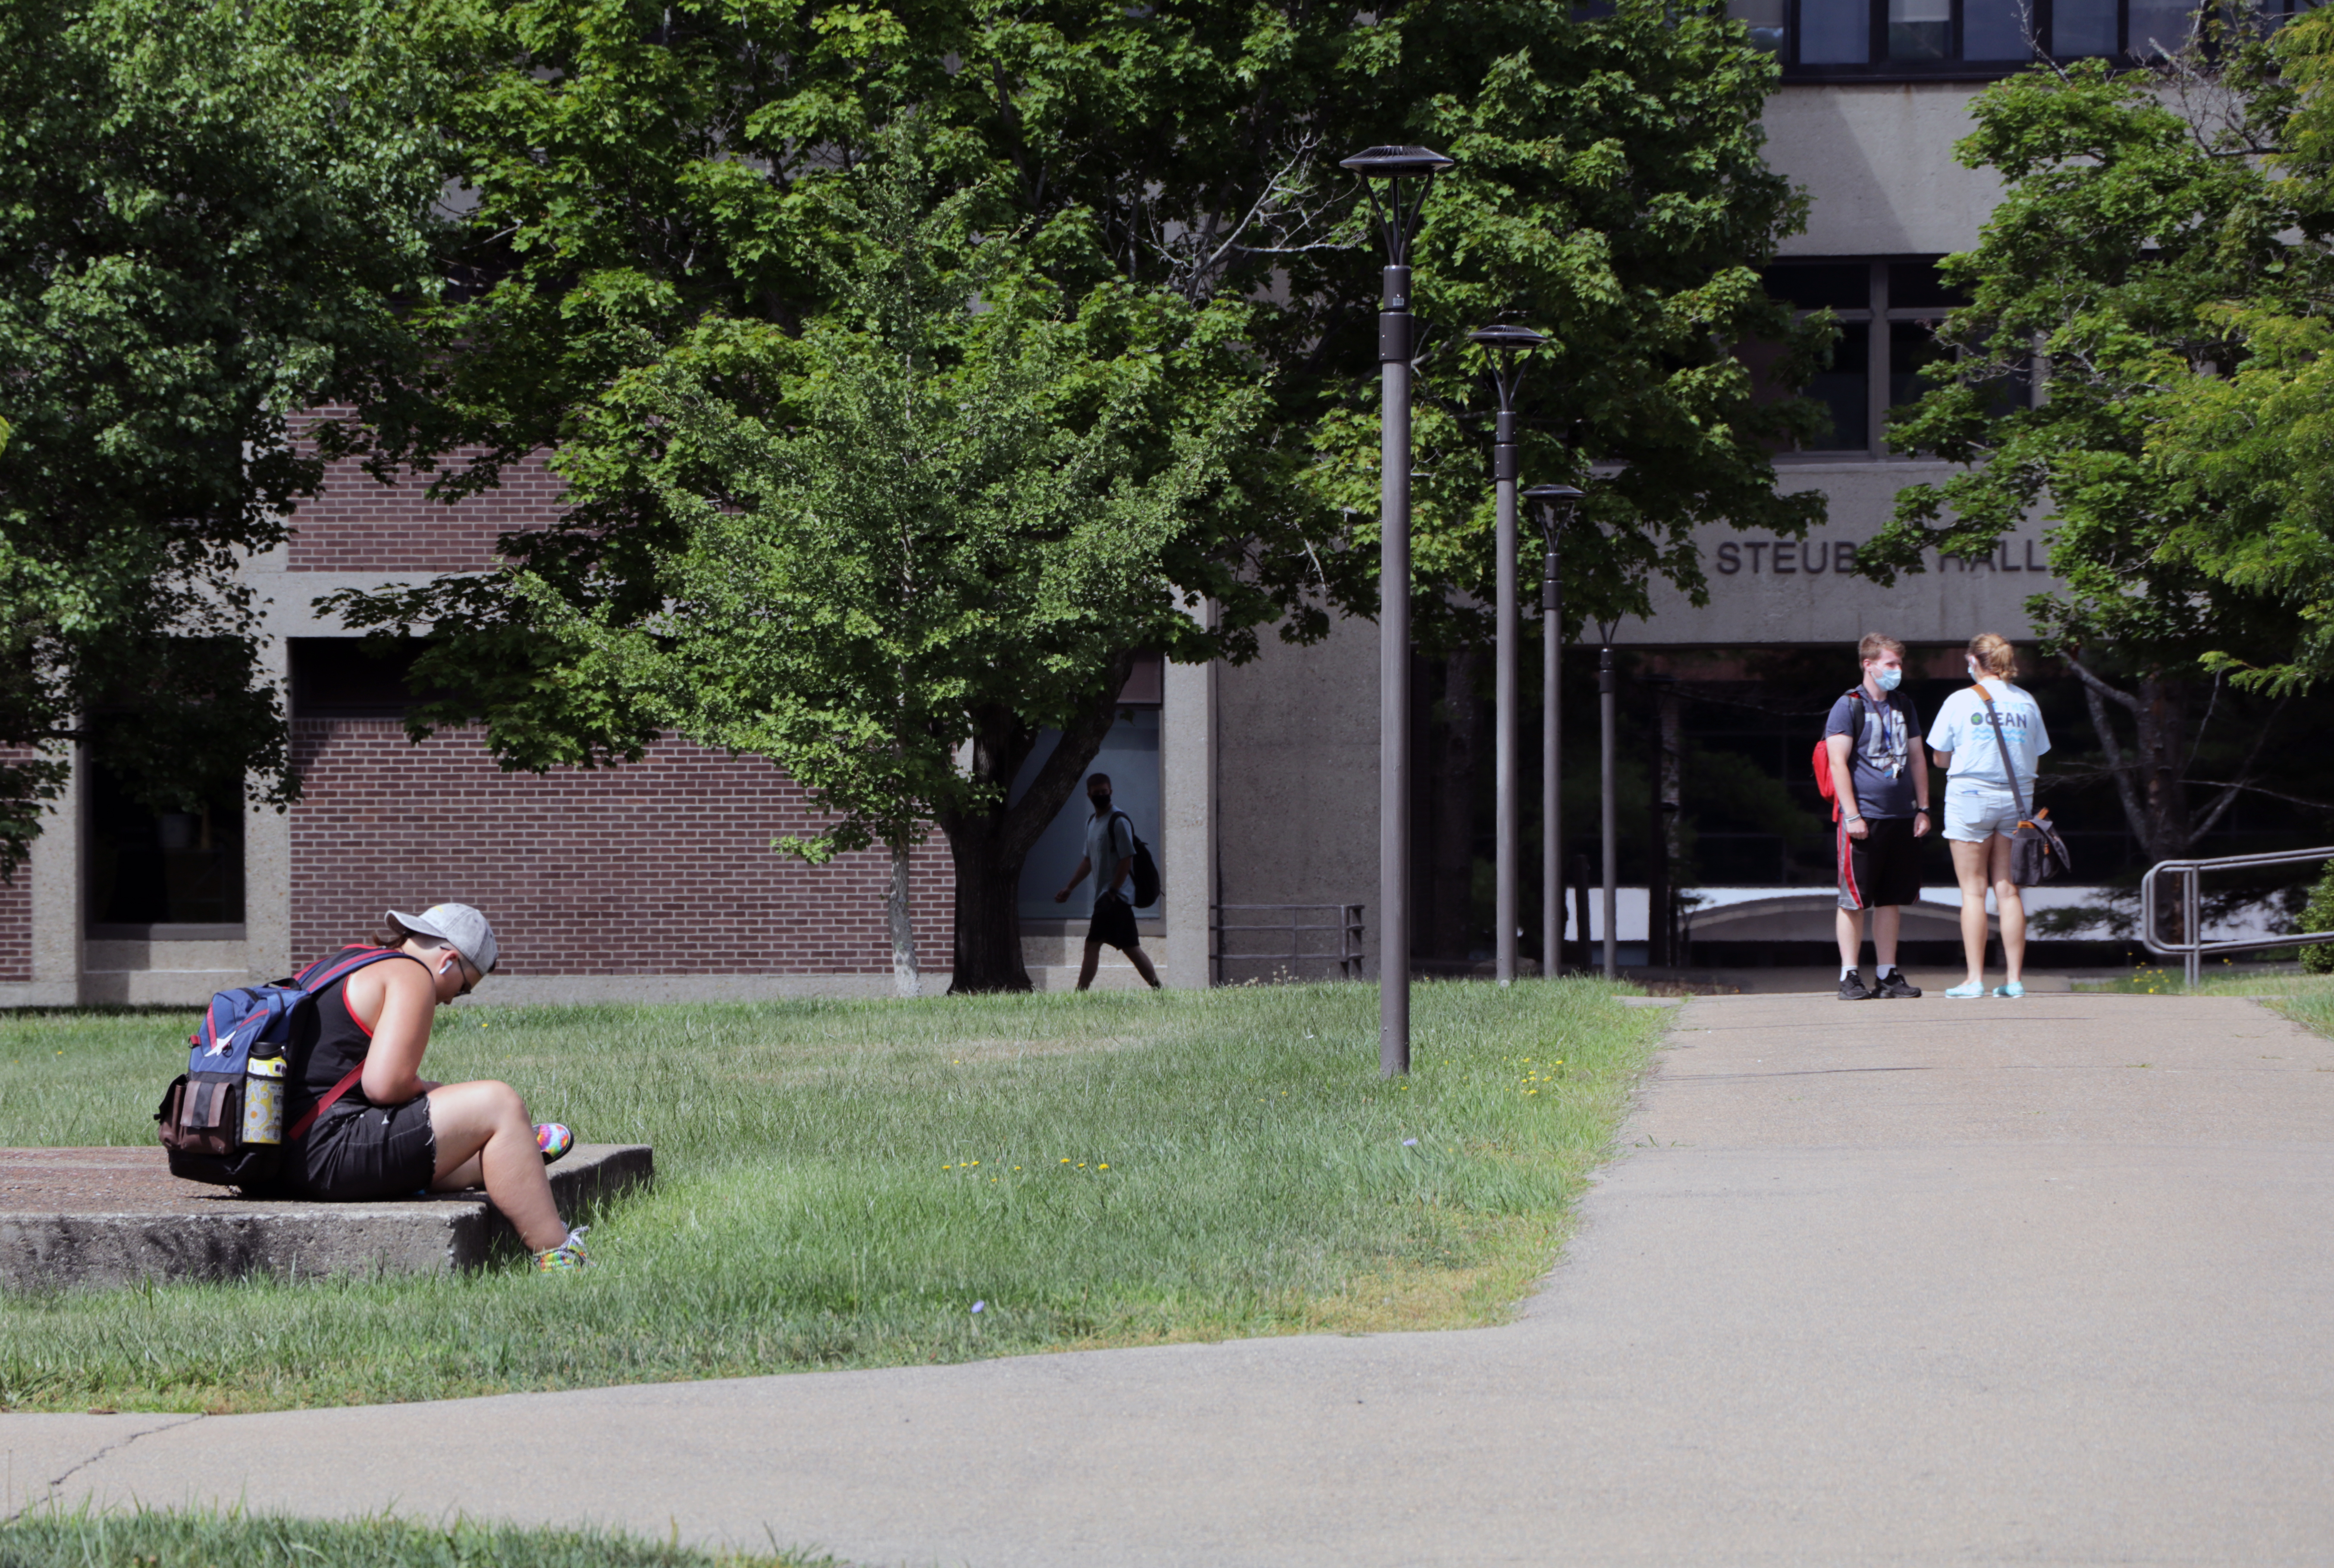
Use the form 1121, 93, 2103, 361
1873, 667, 1902, 692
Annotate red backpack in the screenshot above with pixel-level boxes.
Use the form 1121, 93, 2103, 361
1811, 686, 1890, 822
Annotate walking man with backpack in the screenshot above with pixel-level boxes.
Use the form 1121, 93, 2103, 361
1824, 633, 1933, 1000
1053, 771, 1164, 990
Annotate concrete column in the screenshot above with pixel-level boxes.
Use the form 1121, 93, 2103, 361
246, 634, 293, 981
26, 747, 84, 1005
1161, 621, 1217, 990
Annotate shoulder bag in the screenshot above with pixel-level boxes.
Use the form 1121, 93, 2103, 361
1973, 684, 2072, 886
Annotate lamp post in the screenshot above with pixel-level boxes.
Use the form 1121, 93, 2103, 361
1467, 325, 1547, 988
1597, 620, 1620, 981
1341, 144, 1453, 1078
1523, 483, 1581, 978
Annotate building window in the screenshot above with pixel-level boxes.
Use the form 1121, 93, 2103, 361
1760, 257, 2033, 458
86, 760, 245, 933
1749, 0, 2314, 75
289, 637, 436, 719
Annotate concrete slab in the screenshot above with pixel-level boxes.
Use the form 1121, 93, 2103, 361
0, 1144, 650, 1291
16, 994, 2334, 1564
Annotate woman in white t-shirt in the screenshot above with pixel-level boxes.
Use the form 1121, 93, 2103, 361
1924, 633, 2051, 1000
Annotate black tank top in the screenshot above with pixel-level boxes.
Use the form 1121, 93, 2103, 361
288, 950, 430, 1136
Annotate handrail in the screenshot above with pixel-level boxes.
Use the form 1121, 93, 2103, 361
2140, 846, 2334, 986
1211, 903, 1367, 983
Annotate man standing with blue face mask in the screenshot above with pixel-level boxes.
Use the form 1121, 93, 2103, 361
1825, 633, 1932, 1000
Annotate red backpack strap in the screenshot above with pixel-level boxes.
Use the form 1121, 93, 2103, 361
286, 1063, 367, 1143
292, 944, 400, 992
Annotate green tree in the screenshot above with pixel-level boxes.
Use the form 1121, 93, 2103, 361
1866, 19, 2328, 863
499, 141, 1261, 992
333, 0, 1821, 989
0, 0, 452, 872
2145, 9, 2334, 699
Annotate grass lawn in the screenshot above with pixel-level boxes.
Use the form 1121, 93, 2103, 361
0, 1506, 832, 1567
2075, 962, 2334, 997
0, 979, 1664, 1413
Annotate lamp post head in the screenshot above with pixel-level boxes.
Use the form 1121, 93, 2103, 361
1522, 483, 1584, 514
1470, 325, 1550, 425
1523, 483, 1584, 550
1467, 324, 1549, 354
1343, 145, 1456, 271
1338, 145, 1457, 179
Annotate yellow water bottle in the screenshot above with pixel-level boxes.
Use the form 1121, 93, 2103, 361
243, 1054, 287, 1145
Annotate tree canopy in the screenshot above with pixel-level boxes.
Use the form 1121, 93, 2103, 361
0, 0, 452, 872
323, 0, 1821, 987
1867, 15, 2334, 861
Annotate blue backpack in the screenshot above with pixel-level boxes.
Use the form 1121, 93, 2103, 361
155, 945, 408, 1189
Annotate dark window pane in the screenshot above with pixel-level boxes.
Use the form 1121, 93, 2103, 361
1807, 323, 1871, 449
1888, 260, 1968, 310
1964, 0, 2032, 56
1800, 0, 1870, 61
1731, 0, 1787, 51
1887, 0, 1950, 59
1980, 355, 2035, 417
2055, 0, 2118, 53
1764, 262, 1870, 312
87, 762, 244, 927
1889, 320, 1953, 409
290, 638, 436, 718
2127, 0, 2195, 54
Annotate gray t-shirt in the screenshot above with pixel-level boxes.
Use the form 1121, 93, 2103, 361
1824, 689, 1921, 820
1083, 809, 1135, 910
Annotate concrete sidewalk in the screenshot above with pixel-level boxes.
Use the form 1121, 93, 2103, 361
11, 993, 2334, 1565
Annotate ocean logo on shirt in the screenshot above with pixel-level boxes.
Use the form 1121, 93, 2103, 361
1968, 708, 2034, 732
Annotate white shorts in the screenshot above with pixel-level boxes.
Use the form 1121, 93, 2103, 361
1944, 784, 2023, 844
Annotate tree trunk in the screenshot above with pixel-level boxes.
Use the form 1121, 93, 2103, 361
2133, 677, 2194, 862
944, 822, 1031, 992
2073, 660, 2197, 863
1431, 650, 1482, 964
888, 839, 919, 998
936, 655, 1138, 994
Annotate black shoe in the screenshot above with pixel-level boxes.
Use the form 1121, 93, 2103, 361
1872, 969, 1922, 999
1837, 973, 1875, 1000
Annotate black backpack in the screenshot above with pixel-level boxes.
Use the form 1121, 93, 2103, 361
1112, 810, 1163, 907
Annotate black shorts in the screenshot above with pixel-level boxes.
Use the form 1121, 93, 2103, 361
285, 1098, 437, 1201
1838, 815, 1923, 911
1085, 893, 1141, 952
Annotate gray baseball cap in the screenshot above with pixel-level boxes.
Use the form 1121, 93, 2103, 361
387, 902, 500, 976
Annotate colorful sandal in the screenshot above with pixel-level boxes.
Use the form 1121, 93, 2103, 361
535, 1123, 574, 1164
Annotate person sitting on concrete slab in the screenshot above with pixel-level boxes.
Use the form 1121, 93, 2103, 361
279, 903, 589, 1272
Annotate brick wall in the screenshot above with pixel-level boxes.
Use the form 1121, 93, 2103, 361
0, 859, 29, 984
0, 749, 36, 982
288, 721, 955, 975
286, 415, 562, 574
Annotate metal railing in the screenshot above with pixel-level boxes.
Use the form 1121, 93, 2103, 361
1211, 903, 1367, 983
2142, 846, 2334, 986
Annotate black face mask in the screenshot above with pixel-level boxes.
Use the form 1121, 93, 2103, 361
1090, 793, 1111, 811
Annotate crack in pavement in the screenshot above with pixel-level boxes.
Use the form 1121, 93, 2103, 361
6, 1414, 205, 1524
